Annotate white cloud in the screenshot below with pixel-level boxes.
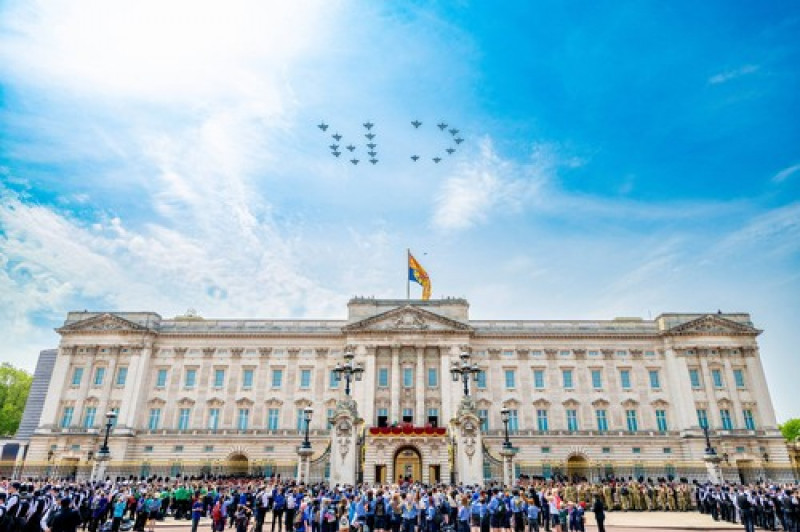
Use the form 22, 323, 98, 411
772, 163, 800, 183
708, 64, 759, 85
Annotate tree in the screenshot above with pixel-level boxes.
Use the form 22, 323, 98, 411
0, 363, 33, 436
779, 418, 800, 442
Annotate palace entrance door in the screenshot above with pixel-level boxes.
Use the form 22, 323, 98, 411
567, 455, 589, 482
394, 447, 422, 483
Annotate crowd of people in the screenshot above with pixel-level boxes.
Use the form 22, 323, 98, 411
0, 474, 798, 532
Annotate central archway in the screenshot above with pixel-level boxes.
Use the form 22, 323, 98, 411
566, 454, 589, 482
394, 446, 422, 483
227, 453, 249, 476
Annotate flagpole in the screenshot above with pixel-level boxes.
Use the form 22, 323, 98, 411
406, 248, 410, 300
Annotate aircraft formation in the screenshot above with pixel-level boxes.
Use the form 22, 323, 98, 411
317, 119, 464, 165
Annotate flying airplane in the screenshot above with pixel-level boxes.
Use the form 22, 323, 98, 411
446, 148, 455, 155
329, 144, 339, 151
411, 155, 420, 162
433, 157, 442, 163
411, 120, 422, 128
454, 137, 464, 144
437, 122, 447, 130
368, 151, 377, 157
351, 159, 359, 165
449, 128, 459, 136
318, 122, 328, 131
346, 145, 356, 152
365, 133, 376, 140
363, 121, 374, 130
366, 143, 377, 149
332, 151, 341, 157
332, 133, 342, 141
370, 159, 378, 165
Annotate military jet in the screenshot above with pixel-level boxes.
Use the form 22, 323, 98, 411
368, 151, 377, 157
332, 133, 342, 141
449, 128, 459, 136
332, 151, 341, 157
318, 122, 328, 131
351, 159, 359, 165
365, 133, 376, 140
454, 137, 464, 144
433, 157, 442, 163
367, 143, 377, 149
411, 120, 422, 128
437, 122, 447, 130
446, 148, 455, 155
411, 155, 420, 162
329, 144, 339, 151
369, 159, 378, 165
346, 145, 356, 152
363, 121, 374, 130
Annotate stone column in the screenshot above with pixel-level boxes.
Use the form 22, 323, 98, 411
704, 452, 724, 484
440, 347, 453, 424
98, 346, 120, 417
415, 347, 425, 424
296, 447, 313, 484
329, 399, 361, 486
39, 345, 75, 428
662, 346, 694, 430
745, 347, 778, 428
119, 343, 152, 432
500, 447, 516, 488
390, 347, 400, 424
363, 347, 377, 426
454, 398, 483, 486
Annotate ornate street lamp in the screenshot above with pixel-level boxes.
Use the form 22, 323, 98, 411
501, 407, 512, 449
450, 351, 481, 397
332, 349, 364, 396
301, 407, 313, 450
98, 411, 117, 457
702, 423, 716, 456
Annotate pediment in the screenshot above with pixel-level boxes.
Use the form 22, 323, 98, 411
58, 313, 150, 334
342, 305, 472, 333
666, 315, 760, 336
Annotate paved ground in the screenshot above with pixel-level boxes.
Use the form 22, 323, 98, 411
152, 512, 742, 531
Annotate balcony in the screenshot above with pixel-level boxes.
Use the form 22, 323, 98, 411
368, 424, 447, 437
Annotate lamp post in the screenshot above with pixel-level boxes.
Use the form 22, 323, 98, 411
450, 351, 481, 397
702, 423, 716, 455
701, 422, 724, 484
301, 407, 313, 450
501, 407, 512, 449
99, 411, 117, 457
332, 349, 364, 396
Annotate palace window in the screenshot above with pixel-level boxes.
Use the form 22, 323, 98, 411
208, 408, 220, 430
93, 367, 105, 387
377, 408, 388, 427
243, 369, 254, 389
655, 409, 668, 432
271, 369, 283, 388
625, 409, 638, 432
109, 408, 119, 427
238, 408, 250, 430
178, 408, 191, 431
330, 369, 340, 388
720, 409, 733, 430
267, 408, 280, 430
61, 406, 74, 428
478, 409, 489, 431
734, 369, 746, 389
566, 409, 578, 431
533, 369, 545, 389
296, 408, 306, 431
71, 367, 84, 386
184, 369, 196, 389
403, 367, 413, 388
689, 369, 701, 388
477, 371, 487, 389
620, 369, 631, 390
377, 368, 388, 388
508, 409, 519, 433
536, 409, 549, 431
712, 369, 724, 388
588, 351, 599, 357
697, 408, 708, 428
300, 369, 311, 389
596, 409, 608, 432
591, 369, 602, 389
402, 408, 413, 424
327, 408, 335, 428
116, 367, 127, 386
562, 369, 573, 389
743, 409, 755, 430
214, 369, 225, 388
427, 408, 439, 427
84, 406, 96, 428
560, 350, 570, 357
504, 369, 516, 389
503, 350, 514, 357
156, 369, 167, 388
649, 370, 661, 389
148, 408, 161, 430
427, 368, 438, 387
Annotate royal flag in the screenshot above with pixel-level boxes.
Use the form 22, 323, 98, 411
408, 251, 432, 300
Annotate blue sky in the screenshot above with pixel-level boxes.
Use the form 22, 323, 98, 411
1, 1, 798, 420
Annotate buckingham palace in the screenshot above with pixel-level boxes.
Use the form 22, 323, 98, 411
20, 297, 794, 484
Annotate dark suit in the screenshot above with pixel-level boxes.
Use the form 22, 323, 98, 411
592, 499, 605, 532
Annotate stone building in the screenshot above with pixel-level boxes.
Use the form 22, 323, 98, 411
23, 297, 793, 483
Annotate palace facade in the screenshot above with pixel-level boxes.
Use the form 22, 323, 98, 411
24, 298, 793, 483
